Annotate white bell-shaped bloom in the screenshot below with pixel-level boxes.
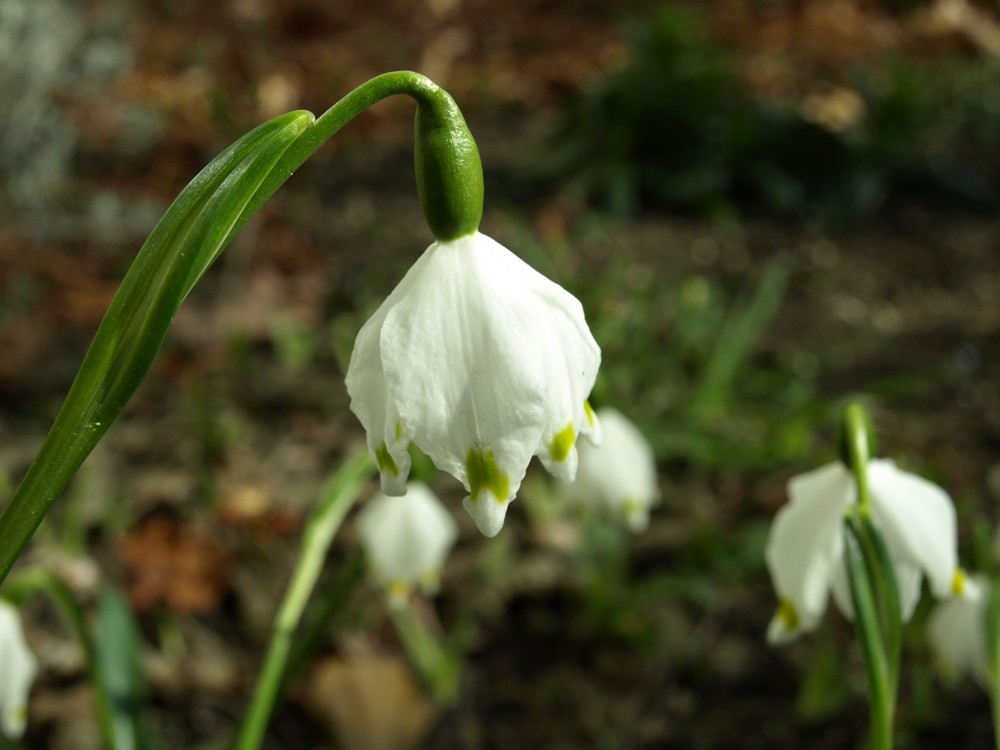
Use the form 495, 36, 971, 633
346, 231, 601, 537
357, 482, 459, 608
765, 459, 962, 644
0, 600, 37, 739
927, 574, 989, 685
561, 407, 659, 531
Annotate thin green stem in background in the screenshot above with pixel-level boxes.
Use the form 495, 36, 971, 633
985, 575, 1000, 750
840, 402, 899, 750
0, 71, 464, 585
856, 514, 902, 696
281, 548, 365, 688
390, 604, 461, 706
844, 517, 895, 750
233, 452, 372, 750
841, 401, 875, 512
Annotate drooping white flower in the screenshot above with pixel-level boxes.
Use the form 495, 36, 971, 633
765, 459, 963, 644
346, 231, 601, 537
0, 600, 37, 739
561, 407, 659, 531
357, 482, 459, 608
926, 574, 989, 685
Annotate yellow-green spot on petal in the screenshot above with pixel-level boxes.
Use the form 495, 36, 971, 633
395, 420, 404, 442
548, 423, 576, 463
466, 447, 510, 504
776, 597, 800, 632
953, 568, 967, 596
584, 400, 596, 427
387, 579, 410, 602
375, 441, 399, 476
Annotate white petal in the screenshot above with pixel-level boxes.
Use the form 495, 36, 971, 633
356, 482, 458, 597
868, 459, 957, 599
829, 555, 853, 621
927, 574, 990, 684
0, 601, 36, 740
346, 256, 431, 495
830, 558, 922, 624
563, 407, 659, 531
580, 401, 602, 446
765, 462, 853, 636
896, 562, 926, 622
522, 268, 600, 482
380, 234, 551, 535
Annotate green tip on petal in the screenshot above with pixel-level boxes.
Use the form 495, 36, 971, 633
395, 420, 404, 442
548, 423, 576, 463
767, 597, 804, 645
777, 597, 800, 632
584, 400, 596, 427
466, 447, 510, 504
376, 442, 399, 476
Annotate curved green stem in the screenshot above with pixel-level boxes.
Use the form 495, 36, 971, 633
841, 401, 875, 512
0, 71, 476, 585
233, 452, 372, 750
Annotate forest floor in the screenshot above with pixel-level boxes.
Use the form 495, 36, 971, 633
1, 1, 999, 748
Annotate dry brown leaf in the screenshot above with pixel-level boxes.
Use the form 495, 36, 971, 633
302, 649, 439, 750
118, 514, 233, 615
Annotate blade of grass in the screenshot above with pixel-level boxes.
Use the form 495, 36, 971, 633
689, 256, 788, 420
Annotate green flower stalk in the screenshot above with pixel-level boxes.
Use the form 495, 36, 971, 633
0, 72, 486, 584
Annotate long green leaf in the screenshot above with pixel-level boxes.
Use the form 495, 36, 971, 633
0, 112, 313, 581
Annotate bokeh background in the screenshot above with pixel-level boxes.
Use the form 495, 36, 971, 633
1, 0, 999, 747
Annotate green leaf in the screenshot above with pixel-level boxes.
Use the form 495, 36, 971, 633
0, 111, 313, 582
94, 589, 152, 750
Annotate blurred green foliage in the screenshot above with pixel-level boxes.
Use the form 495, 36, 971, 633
526, 4, 1000, 222
580, 250, 827, 471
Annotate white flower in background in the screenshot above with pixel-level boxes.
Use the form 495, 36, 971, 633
357, 482, 459, 608
346, 231, 601, 537
927, 574, 990, 685
562, 407, 659, 531
765, 459, 964, 644
0, 599, 36, 739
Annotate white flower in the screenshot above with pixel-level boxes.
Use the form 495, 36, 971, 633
927, 574, 989, 685
561, 407, 659, 531
765, 459, 963, 644
346, 231, 601, 537
357, 482, 459, 608
0, 600, 36, 739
